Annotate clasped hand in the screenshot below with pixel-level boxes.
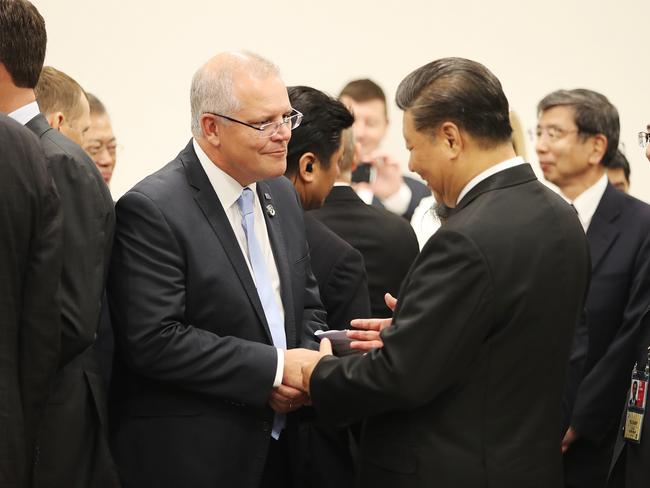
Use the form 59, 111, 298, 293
268, 293, 398, 413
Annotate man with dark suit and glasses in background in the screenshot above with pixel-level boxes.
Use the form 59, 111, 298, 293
292, 57, 590, 488
535, 89, 650, 488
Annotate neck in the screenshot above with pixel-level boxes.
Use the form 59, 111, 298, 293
445, 143, 517, 207
560, 166, 606, 201
196, 136, 254, 187
0, 83, 36, 114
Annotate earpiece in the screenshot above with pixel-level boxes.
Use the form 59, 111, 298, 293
306, 162, 313, 173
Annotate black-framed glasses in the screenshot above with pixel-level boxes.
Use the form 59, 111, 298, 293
639, 131, 650, 148
205, 109, 303, 138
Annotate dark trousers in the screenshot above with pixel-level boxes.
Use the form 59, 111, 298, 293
261, 432, 293, 488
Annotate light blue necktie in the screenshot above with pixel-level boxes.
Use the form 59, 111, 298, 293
237, 187, 286, 439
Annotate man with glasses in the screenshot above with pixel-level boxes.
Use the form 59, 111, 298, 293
84, 93, 117, 185
108, 51, 327, 488
535, 89, 650, 488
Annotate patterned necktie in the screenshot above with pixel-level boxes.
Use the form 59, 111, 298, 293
237, 187, 286, 439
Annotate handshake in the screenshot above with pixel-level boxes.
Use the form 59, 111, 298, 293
267, 293, 396, 414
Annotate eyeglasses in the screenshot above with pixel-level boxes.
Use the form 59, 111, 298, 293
639, 131, 650, 148
205, 109, 303, 138
532, 126, 580, 142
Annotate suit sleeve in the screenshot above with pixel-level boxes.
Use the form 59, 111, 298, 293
572, 232, 650, 442
108, 190, 278, 408
310, 229, 493, 426
46, 150, 112, 367
322, 247, 371, 330
17, 148, 63, 462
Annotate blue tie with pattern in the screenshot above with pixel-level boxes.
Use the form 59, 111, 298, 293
237, 187, 286, 439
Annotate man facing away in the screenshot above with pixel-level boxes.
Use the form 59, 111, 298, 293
292, 57, 591, 488
107, 51, 332, 488
0, 1, 118, 486
536, 89, 650, 488
0, 114, 62, 488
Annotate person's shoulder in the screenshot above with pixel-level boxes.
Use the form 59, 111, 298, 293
305, 213, 356, 254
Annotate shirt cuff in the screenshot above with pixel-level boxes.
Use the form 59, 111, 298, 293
381, 181, 412, 215
273, 348, 284, 387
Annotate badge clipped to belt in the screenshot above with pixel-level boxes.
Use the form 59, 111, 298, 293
623, 348, 650, 444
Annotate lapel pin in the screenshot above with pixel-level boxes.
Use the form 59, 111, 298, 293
264, 192, 272, 200
266, 204, 276, 217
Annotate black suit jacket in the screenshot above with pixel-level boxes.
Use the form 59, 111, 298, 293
25, 114, 118, 488
304, 213, 370, 330
563, 183, 650, 486
0, 115, 62, 488
607, 306, 650, 488
309, 185, 419, 318
310, 164, 590, 488
108, 140, 326, 488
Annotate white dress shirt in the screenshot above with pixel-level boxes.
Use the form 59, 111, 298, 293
563, 173, 608, 233
456, 156, 526, 204
410, 195, 441, 250
8, 101, 40, 125
193, 139, 285, 387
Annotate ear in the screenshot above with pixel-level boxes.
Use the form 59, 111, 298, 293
438, 121, 463, 158
200, 114, 221, 146
298, 152, 317, 183
46, 112, 65, 131
588, 134, 608, 166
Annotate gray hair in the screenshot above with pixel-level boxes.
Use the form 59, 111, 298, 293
537, 89, 620, 166
190, 51, 280, 137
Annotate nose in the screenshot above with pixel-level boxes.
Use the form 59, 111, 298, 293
535, 135, 548, 156
271, 122, 292, 142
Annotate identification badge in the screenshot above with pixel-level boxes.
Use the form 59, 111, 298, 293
623, 362, 649, 444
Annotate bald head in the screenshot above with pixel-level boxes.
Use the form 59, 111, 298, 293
190, 51, 280, 137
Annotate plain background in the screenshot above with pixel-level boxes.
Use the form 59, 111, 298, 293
34, 0, 650, 202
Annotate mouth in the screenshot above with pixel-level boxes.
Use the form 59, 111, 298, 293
538, 161, 554, 172
265, 149, 287, 158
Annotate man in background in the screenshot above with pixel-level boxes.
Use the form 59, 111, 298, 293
339, 78, 430, 221
0, 1, 118, 486
536, 89, 650, 488
34, 66, 90, 146
308, 108, 419, 318
84, 93, 117, 185
606, 149, 631, 193
0, 114, 62, 487
284, 85, 370, 488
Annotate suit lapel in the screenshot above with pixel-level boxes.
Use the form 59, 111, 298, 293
181, 141, 273, 344
257, 182, 296, 348
25, 113, 52, 138
586, 184, 622, 272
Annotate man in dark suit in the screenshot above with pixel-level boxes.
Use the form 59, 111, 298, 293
108, 52, 326, 488
536, 90, 650, 488
284, 85, 371, 488
0, 114, 62, 488
338, 78, 431, 221
285, 85, 370, 331
309, 129, 418, 319
292, 57, 591, 488
0, 2, 118, 486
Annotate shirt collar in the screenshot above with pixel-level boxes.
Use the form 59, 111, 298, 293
8, 101, 40, 126
564, 173, 608, 232
192, 138, 256, 210
456, 156, 525, 204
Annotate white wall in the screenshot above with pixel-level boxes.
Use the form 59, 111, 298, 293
34, 0, 650, 202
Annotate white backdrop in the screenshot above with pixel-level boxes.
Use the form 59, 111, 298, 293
34, 0, 650, 202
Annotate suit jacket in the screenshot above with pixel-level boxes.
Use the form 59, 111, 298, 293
563, 184, 650, 487
309, 185, 419, 318
607, 306, 650, 488
310, 164, 591, 488
0, 115, 62, 488
108, 140, 326, 488
304, 213, 370, 330
299, 214, 370, 488
372, 175, 431, 221
25, 114, 118, 488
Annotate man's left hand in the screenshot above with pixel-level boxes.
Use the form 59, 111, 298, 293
561, 426, 579, 453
